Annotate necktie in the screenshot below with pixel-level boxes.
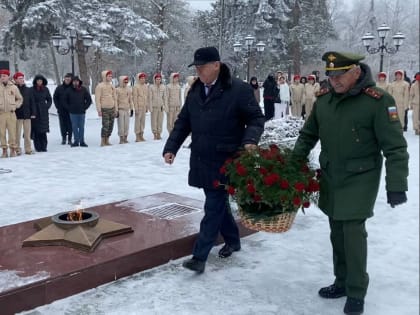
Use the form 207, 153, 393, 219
205, 84, 212, 96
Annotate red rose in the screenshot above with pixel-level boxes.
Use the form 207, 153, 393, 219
246, 183, 256, 193
280, 179, 289, 189
263, 173, 280, 186
293, 196, 301, 206
236, 163, 247, 176
303, 201, 310, 208
219, 166, 227, 174
294, 182, 305, 192
253, 194, 262, 202
301, 164, 309, 173
212, 180, 220, 188
227, 186, 235, 195
259, 167, 268, 175
306, 179, 320, 192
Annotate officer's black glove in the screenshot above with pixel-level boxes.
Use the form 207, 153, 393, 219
130, 109, 134, 117
386, 191, 407, 208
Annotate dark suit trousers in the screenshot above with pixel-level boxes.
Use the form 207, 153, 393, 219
193, 189, 240, 261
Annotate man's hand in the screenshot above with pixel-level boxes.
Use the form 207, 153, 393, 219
387, 191, 407, 208
164, 152, 175, 165
244, 144, 257, 152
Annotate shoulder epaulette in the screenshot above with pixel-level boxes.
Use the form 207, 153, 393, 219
315, 87, 330, 97
363, 87, 383, 99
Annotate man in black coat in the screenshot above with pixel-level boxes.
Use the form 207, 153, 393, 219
163, 47, 265, 273
13, 72, 36, 155
31, 74, 52, 152
53, 73, 73, 144
64, 76, 92, 147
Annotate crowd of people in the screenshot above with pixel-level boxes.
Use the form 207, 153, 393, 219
0, 60, 418, 159
258, 68, 420, 134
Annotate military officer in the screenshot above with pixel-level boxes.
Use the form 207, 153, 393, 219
293, 52, 409, 315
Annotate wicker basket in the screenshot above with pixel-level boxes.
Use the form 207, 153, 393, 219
239, 208, 297, 233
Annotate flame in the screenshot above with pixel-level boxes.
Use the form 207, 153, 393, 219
67, 204, 83, 221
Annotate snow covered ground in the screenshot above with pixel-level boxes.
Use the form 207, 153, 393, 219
0, 103, 417, 315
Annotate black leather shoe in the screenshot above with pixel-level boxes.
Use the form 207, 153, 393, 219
318, 284, 346, 299
80, 142, 88, 147
218, 244, 241, 258
182, 257, 205, 273
344, 297, 364, 314
71, 142, 79, 147
61, 138, 66, 145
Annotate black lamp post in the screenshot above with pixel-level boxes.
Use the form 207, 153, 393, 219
51, 28, 93, 75
361, 23, 405, 72
233, 35, 265, 81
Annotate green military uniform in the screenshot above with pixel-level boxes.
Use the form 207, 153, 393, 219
293, 52, 409, 300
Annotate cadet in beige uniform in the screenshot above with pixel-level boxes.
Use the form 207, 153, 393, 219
149, 73, 166, 140
0, 69, 23, 157
95, 70, 116, 146
303, 74, 320, 117
389, 70, 410, 128
132, 72, 149, 141
375, 72, 389, 92
290, 75, 304, 117
166, 73, 182, 133
116, 76, 134, 143
409, 73, 420, 135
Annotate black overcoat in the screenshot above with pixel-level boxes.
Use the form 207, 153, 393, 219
163, 63, 265, 189
31, 75, 52, 133
15, 84, 36, 119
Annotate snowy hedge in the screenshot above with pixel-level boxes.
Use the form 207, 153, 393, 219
259, 117, 305, 148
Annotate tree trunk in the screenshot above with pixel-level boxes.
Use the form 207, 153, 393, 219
76, 39, 90, 90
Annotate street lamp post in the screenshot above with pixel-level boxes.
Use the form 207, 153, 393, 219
233, 35, 265, 81
361, 23, 405, 72
51, 28, 94, 75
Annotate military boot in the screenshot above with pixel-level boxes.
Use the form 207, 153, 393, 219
61, 136, 66, 145
124, 136, 129, 143
156, 133, 162, 140
318, 284, 346, 299
9, 148, 17, 157
343, 297, 364, 315
139, 132, 145, 141
153, 133, 158, 140
135, 134, 141, 142
100, 137, 106, 147
182, 257, 205, 274
119, 136, 124, 144
105, 137, 112, 146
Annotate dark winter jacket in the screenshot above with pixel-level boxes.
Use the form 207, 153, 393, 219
15, 84, 36, 119
53, 80, 72, 113
263, 75, 279, 101
163, 63, 265, 189
64, 78, 92, 114
31, 75, 52, 133
293, 63, 409, 220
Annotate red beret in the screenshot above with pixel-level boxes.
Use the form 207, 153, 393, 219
308, 75, 316, 80
0, 69, 10, 76
293, 75, 300, 81
106, 70, 112, 76
416, 74, 420, 81
138, 72, 147, 79
154, 73, 162, 79
378, 72, 387, 78
123, 76, 129, 82
173, 73, 180, 78
13, 72, 24, 80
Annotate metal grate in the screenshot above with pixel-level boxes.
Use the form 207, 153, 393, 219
139, 203, 202, 220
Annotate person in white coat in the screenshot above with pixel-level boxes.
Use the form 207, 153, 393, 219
274, 76, 290, 119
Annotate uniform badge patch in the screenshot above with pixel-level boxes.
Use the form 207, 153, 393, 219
387, 106, 399, 122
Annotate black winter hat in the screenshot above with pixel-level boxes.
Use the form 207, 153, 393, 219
188, 47, 220, 67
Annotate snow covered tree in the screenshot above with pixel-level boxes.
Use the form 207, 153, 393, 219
1, 0, 165, 86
